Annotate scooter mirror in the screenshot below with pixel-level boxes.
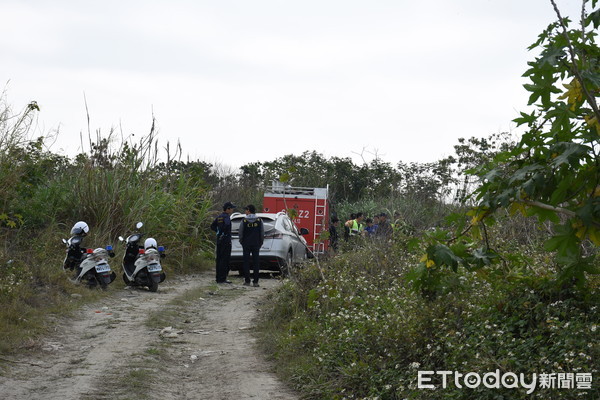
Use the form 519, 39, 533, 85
136, 222, 143, 229
118, 236, 124, 241
62, 238, 67, 244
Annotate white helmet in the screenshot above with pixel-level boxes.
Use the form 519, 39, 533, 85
70, 221, 89, 235
144, 238, 157, 250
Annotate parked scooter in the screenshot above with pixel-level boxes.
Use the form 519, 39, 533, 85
119, 222, 166, 292
62, 221, 116, 289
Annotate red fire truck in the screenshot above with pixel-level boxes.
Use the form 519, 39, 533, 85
262, 183, 330, 254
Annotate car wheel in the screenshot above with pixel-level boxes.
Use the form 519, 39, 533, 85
280, 250, 293, 277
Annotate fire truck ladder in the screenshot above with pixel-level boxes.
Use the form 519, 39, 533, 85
312, 188, 328, 254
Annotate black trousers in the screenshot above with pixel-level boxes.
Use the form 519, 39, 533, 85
242, 245, 260, 283
215, 241, 231, 282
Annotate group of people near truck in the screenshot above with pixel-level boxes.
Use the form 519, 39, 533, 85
329, 211, 403, 253
211, 199, 407, 282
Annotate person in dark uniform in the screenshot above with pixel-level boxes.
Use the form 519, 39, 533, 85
238, 204, 264, 287
210, 201, 236, 284
375, 212, 393, 241
329, 217, 340, 253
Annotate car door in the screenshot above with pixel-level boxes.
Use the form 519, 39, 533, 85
278, 216, 294, 260
286, 217, 306, 262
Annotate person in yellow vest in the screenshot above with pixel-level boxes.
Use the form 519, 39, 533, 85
343, 213, 356, 241
345, 212, 364, 237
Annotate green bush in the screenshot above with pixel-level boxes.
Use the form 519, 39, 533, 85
259, 245, 599, 400
0, 105, 216, 355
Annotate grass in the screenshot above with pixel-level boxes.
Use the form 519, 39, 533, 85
0, 274, 107, 357
145, 348, 161, 356
82, 355, 164, 400
144, 280, 245, 331
145, 285, 210, 330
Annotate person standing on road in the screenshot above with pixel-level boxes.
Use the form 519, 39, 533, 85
238, 204, 264, 287
211, 201, 236, 284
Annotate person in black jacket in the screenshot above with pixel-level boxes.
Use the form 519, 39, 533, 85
210, 201, 236, 284
238, 204, 264, 287
329, 217, 340, 253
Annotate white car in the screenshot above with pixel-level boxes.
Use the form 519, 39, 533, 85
229, 212, 310, 275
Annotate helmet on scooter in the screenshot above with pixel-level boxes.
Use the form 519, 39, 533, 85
144, 238, 158, 250
70, 221, 89, 235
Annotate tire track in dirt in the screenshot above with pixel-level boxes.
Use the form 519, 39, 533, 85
0, 272, 298, 400
157, 281, 297, 400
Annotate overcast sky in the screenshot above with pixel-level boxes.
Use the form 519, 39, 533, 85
1, 0, 585, 170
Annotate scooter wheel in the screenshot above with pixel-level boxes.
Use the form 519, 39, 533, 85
148, 280, 158, 292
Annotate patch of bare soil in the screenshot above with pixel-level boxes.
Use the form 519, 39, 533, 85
0, 272, 298, 400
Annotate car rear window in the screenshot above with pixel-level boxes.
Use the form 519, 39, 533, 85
231, 216, 276, 234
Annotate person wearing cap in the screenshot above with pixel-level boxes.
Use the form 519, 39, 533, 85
238, 204, 264, 287
210, 201, 236, 284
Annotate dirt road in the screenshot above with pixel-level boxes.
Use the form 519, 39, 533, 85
0, 272, 298, 400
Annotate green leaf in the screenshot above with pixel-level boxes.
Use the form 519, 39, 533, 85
551, 143, 589, 167
581, 70, 600, 87
522, 173, 545, 197
482, 168, 502, 182
509, 164, 542, 184
405, 264, 427, 288
588, 8, 600, 29
525, 205, 560, 224
543, 224, 580, 261
513, 111, 538, 126
467, 247, 499, 269
575, 199, 595, 226
496, 189, 516, 207
279, 172, 290, 183
550, 176, 574, 205
556, 258, 598, 288
449, 242, 469, 258
539, 45, 565, 67
407, 237, 421, 252
428, 244, 461, 269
